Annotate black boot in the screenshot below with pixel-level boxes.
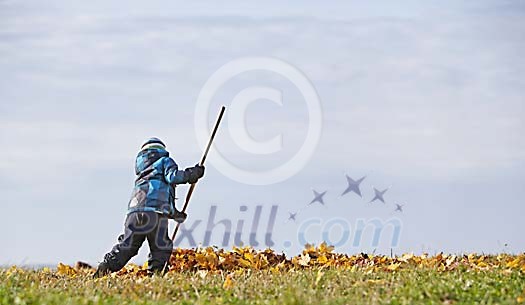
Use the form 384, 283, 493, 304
93, 261, 111, 278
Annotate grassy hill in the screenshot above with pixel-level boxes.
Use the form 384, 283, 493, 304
1, 245, 524, 305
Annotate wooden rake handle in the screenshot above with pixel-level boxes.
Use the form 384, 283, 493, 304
170, 106, 226, 241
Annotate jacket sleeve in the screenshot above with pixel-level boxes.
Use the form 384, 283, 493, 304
163, 157, 189, 185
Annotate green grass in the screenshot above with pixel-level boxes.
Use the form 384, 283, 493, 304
1, 267, 524, 305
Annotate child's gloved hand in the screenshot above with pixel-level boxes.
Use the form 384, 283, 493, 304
170, 210, 187, 223
186, 164, 205, 184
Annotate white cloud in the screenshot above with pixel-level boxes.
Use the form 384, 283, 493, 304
1, 9, 524, 178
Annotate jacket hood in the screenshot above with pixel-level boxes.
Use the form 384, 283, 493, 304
135, 148, 169, 175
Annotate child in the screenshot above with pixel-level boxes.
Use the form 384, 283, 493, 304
94, 137, 204, 277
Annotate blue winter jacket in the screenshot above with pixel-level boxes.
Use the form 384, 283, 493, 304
127, 148, 190, 215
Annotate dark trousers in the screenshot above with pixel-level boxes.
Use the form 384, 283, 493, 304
103, 211, 173, 273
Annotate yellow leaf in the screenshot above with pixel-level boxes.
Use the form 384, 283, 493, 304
57, 263, 77, 276
318, 242, 334, 254
506, 258, 521, 268
317, 255, 328, 264
5, 266, 21, 277
477, 261, 488, 268
244, 252, 254, 262
304, 243, 315, 252
238, 258, 252, 268
386, 263, 401, 271
223, 274, 235, 289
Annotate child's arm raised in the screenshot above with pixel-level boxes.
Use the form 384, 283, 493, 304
163, 157, 189, 184
163, 157, 205, 185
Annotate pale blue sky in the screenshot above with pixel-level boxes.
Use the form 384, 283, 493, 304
1, 0, 524, 265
